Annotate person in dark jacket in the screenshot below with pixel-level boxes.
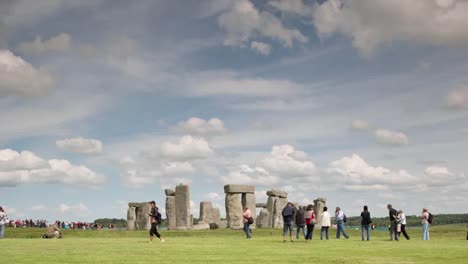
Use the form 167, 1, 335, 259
148, 201, 165, 243
282, 202, 296, 242
387, 204, 398, 241
295, 206, 306, 240
360, 205, 372, 241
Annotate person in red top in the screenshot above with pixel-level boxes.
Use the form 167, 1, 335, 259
242, 206, 252, 239
304, 204, 316, 241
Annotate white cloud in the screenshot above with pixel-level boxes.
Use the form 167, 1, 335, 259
0, 149, 104, 187
121, 169, 158, 188
222, 164, 280, 186
17, 33, 71, 55
350, 119, 369, 131
0, 49, 55, 96
160, 135, 213, 160
218, 0, 307, 47
250, 41, 271, 55
375, 129, 409, 146
268, 0, 314, 17
177, 117, 226, 136
262, 145, 316, 178
424, 165, 465, 186
203, 192, 221, 201
424, 165, 453, 177
313, 0, 468, 56
162, 162, 195, 175
58, 202, 89, 215
56, 137, 103, 155
445, 86, 468, 109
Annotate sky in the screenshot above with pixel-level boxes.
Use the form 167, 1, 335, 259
1, 0, 468, 222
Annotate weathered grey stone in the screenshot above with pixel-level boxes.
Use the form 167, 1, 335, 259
175, 184, 191, 229
209, 222, 220, 229
127, 207, 135, 231
225, 193, 243, 228
224, 184, 255, 194
165, 196, 176, 230
266, 196, 277, 227
256, 203, 267, 208
242, 193, 256, 228
192, 223, 210, 230
211, 207, 221, 224
165, 189, 175, 196
266, 190, 288, 198
134, 203, 152, 230
199, 201, 213, 224
128, 202, 150, 208
218, 220, 228, 229
272, 197, 287, 228
313, 198, 326, 229
256, 208, 270, 228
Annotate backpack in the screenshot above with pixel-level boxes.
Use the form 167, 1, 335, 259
343, 214, 348, 223
247, 217, 254, 225
427, 212, 433, 224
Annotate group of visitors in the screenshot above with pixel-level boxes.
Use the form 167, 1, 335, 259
240, 202, 434, 242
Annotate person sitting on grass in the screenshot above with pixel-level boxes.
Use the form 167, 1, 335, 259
43, 224, 63, 239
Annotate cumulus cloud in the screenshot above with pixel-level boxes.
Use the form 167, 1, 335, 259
121, 169, 158, 188
177, 117, 226, 136
250, 41, 271, 55
17, 33, 71, 55
313, 0, 468, 56
445, 86, 468, 109
262, 145, 316, 178
350, 119, 370, 131
268, 0, 314, 17
328, 154, 418, 190
160, 135, 214, 160
375, 129, 409, 146
0, 149, 104, 187
56, 137, 103, 155
218, 0, 307, 47
222, 164, 280, 186
424, 165, 465, 186
0, 49, 55, 96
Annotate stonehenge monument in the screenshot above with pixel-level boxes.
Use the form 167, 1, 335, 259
313, 197, 326, 228
164, 184, 193, 230
127, 202, 152, 230
224, 184, 256, 229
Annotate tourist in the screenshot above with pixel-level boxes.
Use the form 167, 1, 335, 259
295, 206, 306, 240
398, 209, 410, 240
421, 208, 430, 240
242, 206, 252, 239
335, 207, 349, 239
282, 202, 296, 242
320, 206, 331, 240
304, 204, 316, 241
360, 205, 371, 241
148, 201, 165, 243
387, 204, 398, 241
43, 224, 63, 239
0, 206, 8, 239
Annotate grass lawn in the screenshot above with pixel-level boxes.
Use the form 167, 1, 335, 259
1, 225, 467, 263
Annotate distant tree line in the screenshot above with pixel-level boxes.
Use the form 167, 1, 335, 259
343, 214, 468, 227
94, 218, 127, 228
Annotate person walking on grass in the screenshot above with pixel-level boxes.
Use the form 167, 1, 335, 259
335, 207, 349, 239
360, 205, 372, 241
295, 206, 306, 240
398, 209, 410, 240
242, 206, 252, 239
387, 204, 398, 241
282, 202, 296, 243
320, 206, 331, 240
148, 201, 165, 243
304, 204, 316, 242
421, 208, 430, 240
0, 206, 8, 239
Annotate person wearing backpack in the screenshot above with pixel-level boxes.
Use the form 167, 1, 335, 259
242, 206, 253, 239
335, 207, 349, 239
148, 201, 165, 243
282, 202, 296, 242
295, 206, 306, 240
421, 208, 431, 240
360, 205, 372, 241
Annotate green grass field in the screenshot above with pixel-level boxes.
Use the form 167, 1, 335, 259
1, 225, 467, 263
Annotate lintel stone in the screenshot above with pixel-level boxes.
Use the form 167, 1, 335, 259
266, 190, 287, 198
224, 184, 255, 194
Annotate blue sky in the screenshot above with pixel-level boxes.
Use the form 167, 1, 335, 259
1, 0, 468, 222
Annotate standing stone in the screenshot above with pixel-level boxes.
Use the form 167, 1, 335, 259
242, 193, 256, 227
165, 196, 176, 230
211, 207, 221, 224
272, 197, 287, 228
256, 208, 270, 228
175, 184, 191, 229
225, 193, 242, 229
199, 201, 213, 224
165, 189, 176, 196
127, 207, 135, 231
313, 198, 326, 229
134, 203, 151, 230
266, 196, 277, 228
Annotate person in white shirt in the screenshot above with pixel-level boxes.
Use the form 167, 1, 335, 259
398, 210, 410, 240
0, 206, 8, 239
335, 207, 349, 239
320, 206, 331, 240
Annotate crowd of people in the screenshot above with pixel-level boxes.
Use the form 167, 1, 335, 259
240, 202, 433, 242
